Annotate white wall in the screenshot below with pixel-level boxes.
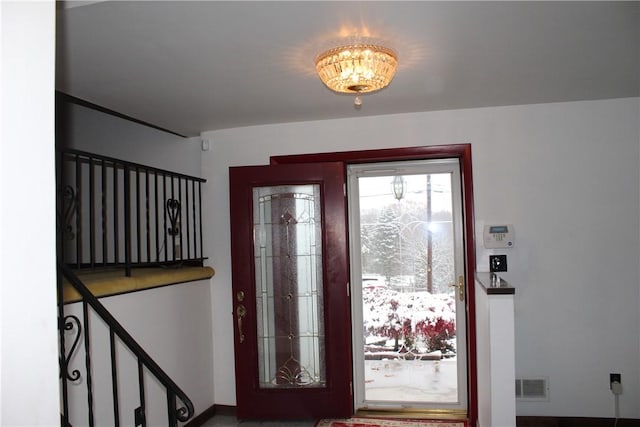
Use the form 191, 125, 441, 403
201, 97, 640, 418
0, 1, 60, 425
62, 102, 202, 177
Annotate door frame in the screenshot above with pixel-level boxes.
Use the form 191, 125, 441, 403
347, 158, 468, 413
271, 145, 478, 425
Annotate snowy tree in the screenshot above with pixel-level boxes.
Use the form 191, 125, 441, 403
358, 179, 456, 294
359, 210, 379, 274
404, 210, 455, 293
372, 205, 401, 282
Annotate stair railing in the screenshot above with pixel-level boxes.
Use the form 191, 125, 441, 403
57, 148, 206, 276
58, 262, 195, 426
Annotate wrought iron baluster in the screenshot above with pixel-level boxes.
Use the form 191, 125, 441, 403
166, 200, 181, 235
170, 177, 176, 261
101, 159, 107, 266
110, 328, 120, 427
185, 178, 190, 260
124, 165, 131, 276
82, 300, 95, 426
191, 180, 196, 259
154, 172, 160, 263
75, 153, 82, 269
58, 185, 77, 242
178, 177, 183, 260
136, 167, 141, 264
61, 315, 82, 381
198, 181, 203, 260
137, 359, 146, 427
167, 392, 177, 426
166, 198, 181, 264
114, 162, 120, 265
89, 156, 95, 268
57, 268, 71, 424
163, 174, 168, 262
145, 169, 151, 264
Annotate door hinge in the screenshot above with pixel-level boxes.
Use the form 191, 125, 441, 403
349, 381, 353, 396
343, 183, 346, 197
347, 281, 350, 297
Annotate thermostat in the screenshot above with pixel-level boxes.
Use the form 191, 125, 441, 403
483, 224, 514, 249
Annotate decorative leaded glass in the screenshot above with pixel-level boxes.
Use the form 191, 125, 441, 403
253, 185, 326, 388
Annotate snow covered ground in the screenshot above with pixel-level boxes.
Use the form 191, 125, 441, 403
360, 284, 460, 405
364, 358, 459, 403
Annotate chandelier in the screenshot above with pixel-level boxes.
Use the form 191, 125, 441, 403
315, 44, 398, 106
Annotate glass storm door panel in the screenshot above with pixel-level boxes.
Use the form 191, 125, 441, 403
229, 163, 352, 420
347, 159, 467, 416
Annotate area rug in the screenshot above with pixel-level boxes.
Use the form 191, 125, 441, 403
315, 417, 467, 427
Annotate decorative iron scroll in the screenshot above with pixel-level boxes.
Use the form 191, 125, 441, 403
176, 406, 192, 422
166, 199, 181, 236
58, 185, 77, 241
60, 315, 82, 381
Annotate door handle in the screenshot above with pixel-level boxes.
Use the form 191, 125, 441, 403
236, 304, 247, 343
449, 275, 465, 301
236, 291, 247, 343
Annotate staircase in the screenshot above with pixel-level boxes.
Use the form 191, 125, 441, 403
57, 149, 207, 426
58, 264, 195, 426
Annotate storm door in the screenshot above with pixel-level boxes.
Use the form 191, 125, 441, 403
348, 159, 468, 417
229, 162, 352, 420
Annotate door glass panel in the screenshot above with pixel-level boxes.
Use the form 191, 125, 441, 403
359, 173, 457, 403
253, 184, 326, 389
348, 159, 467, 411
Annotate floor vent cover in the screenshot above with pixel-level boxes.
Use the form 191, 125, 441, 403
515, 377, 549, 400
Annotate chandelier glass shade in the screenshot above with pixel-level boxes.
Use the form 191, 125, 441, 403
315, 44, 398, 95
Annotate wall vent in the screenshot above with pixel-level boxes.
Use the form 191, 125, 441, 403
515, 377, 549, 400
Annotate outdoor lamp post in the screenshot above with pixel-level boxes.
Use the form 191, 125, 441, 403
392, 175, 406, 288
392, 175, 406, 201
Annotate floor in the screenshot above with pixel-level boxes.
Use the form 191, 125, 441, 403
200, 358, 457, 427
200, 415, 316, 427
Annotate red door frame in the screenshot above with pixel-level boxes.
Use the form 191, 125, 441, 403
271, 144, 478, 425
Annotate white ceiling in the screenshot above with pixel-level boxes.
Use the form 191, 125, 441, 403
56, 1, 639, 137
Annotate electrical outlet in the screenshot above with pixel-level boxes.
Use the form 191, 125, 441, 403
610, 373, 621, 389
489, 254, 507, 272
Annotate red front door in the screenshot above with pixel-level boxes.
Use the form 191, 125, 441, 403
229, 162, 352, 419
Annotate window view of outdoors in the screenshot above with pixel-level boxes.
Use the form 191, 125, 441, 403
358, 173, 459, 404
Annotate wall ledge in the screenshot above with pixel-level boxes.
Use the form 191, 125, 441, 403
63, 266, 215, 303
476, 272, 515, 295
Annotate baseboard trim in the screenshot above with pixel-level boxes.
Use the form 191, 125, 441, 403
184, 404, 237, 427
212, 405, 238, 416
516, 416, 640, 427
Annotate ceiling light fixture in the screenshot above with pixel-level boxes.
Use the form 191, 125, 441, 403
315, 44, 398, 107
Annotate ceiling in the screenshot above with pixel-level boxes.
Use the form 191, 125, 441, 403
56, 1, 640, 137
